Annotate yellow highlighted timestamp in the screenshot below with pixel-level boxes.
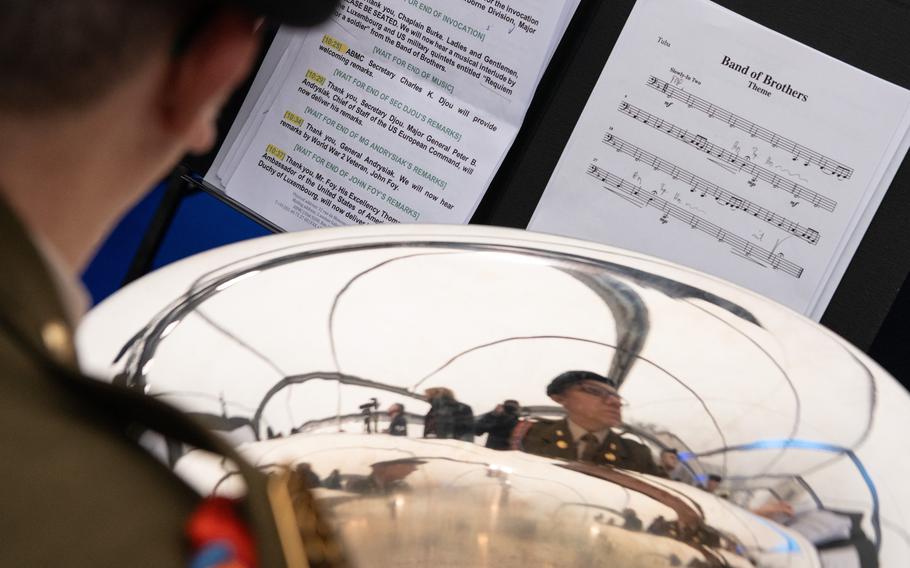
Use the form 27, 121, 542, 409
283, 111, 304, 127
306, 69, 326, 85
322, 34, 349, 54
266, 144, 286, 161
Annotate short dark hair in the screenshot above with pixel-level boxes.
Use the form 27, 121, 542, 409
0, 0, 197, 113
661, 448, 679, 455
708, 474, 722, 482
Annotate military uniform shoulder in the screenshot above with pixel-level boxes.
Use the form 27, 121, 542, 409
509, 417, 562, 450
608, 431, 662, 475
524, 416, 558, 426
522, 418, 574, 444
522, 417, 563, 433
611, 430, 646, 445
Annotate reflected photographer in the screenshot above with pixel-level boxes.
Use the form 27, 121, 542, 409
475, 399, 520, 450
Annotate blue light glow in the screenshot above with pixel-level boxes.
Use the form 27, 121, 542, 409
724, 438, 881, 553
754, 517, 802, 553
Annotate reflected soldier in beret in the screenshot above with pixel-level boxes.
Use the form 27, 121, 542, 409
704, 473, 723, 494
660, 448, 697, 485
517, 370, 663, 476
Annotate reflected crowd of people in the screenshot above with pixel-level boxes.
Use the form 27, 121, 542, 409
276, 370, 790, 566
327, 368, 809, 525
379, 371, 735, 487
369, 370, 800, 524
262, 368, 873, 566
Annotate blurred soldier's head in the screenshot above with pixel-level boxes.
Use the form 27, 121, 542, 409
546, 371, 623, 430
388, 403, 404, 416
0, 0, 334, 273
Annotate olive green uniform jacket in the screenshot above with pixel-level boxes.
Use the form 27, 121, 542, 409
0, 199, 289, 566
519, 418, 664, 476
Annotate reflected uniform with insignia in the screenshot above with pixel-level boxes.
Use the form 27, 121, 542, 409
520, 418, 665, 476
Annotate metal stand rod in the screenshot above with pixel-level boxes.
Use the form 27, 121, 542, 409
122, 166, 195, 286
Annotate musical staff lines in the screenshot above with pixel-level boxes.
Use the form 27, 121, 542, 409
602, 133, 820, 245
586, 164, 804, 279
646, 76, 853, 180
618, 101, 838, 213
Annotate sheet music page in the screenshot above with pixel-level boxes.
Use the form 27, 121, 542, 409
529, 0, 910, 318
208, 0, 577, 230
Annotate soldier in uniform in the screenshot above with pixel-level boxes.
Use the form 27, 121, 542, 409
659, 448, 697, 485
0, 1, 341, 566
704, 473, 723, 494
516, 370, 664, 476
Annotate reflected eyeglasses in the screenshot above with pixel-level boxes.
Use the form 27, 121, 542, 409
575, 384, 627, 405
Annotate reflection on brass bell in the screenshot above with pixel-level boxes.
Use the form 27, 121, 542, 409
82, 226, 910, 567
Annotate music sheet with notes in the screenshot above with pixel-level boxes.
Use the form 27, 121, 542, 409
529, 0, 910, 319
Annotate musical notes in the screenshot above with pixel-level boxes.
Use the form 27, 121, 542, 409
617, 102, 838, 213
646, 76, 854, 180
602, 133, 821, 244
585, 163, 804, 279
531, 0, 910, 318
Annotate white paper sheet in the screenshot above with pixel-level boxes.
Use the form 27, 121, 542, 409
529, 0, 910, 318
212, 29, 304, 188
208, 0, 578, 229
